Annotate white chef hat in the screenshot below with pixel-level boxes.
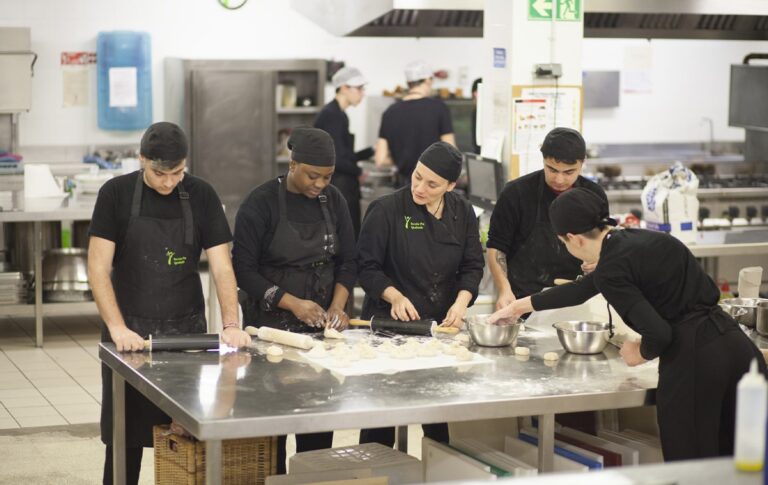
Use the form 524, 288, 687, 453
404, 60, 433, 83
331, 66, 367, 89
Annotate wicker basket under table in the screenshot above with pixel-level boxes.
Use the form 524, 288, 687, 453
153, 425, 277, 485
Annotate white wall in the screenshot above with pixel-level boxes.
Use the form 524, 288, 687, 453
1, 0, 766, 153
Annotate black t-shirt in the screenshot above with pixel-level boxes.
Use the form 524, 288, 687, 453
89, 171, 232, 256
487, 170, 607, 259
232, 177, 358, 303
532, 229, 721, 360
378, 97, 453, 181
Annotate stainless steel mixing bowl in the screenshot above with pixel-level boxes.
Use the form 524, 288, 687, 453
553, 321, 611, 354
720, 298, 767, 328
465, 314, 522, 347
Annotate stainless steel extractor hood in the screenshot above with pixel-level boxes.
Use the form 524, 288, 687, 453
291, 0, 768, 40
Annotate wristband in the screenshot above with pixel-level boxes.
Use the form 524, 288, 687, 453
222, 322, 240, 330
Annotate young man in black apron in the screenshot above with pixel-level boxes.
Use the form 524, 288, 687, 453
489, 188, 767, 461
232, 126, 357, 473
357, 141, 485, 446
314, 66, 374, 239
88, 122, 251, 485
486, 128, 607, 310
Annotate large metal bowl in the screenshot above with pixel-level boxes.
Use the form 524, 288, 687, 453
465, 314, 522, 347
553, 321, 611, 355
720, 298, 768, 328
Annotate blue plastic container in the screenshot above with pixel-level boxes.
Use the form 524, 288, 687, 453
96, 31, 152, 131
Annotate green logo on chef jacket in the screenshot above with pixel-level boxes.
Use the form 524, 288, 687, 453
166, 249, 187, 266
404, 216, 425, 230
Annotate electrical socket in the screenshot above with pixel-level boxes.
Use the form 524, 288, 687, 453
534, 63, 562, 79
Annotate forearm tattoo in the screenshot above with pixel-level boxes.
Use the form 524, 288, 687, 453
496, 251, 508, 274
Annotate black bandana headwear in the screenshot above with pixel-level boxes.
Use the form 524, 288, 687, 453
418, 141, 463, 182
288, 126, 336, 166
550, 187, 617, 235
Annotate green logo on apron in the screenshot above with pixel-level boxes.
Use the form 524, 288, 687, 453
166, 249, 187, 266
403, 215, 425, 230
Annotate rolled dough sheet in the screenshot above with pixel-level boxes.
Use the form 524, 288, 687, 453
300, 348, 492, 376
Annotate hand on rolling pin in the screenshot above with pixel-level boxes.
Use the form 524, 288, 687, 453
291, 298, 328, 328
442, 301, 468, 328
619, 339, 647, 367
390, 294, 420, 322
581, 261, 597, 275
487, 296, 532, 324
109, 325, 145, 352
221, 326, 252, 348
325, 306, 349, 330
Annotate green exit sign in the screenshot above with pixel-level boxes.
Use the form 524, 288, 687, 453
529, 0, 582, 21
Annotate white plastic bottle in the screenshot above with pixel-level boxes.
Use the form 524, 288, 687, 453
735, 358, 767, 472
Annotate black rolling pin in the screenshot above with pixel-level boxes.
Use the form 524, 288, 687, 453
348, 317, 459, 336
143, 334, 220, 351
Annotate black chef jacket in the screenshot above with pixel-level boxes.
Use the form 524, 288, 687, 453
487, 170, 606, 261
378, 97, 453, 183
357, 187, 484, 320
232, 177, 358, 306
531, 228, 720, 360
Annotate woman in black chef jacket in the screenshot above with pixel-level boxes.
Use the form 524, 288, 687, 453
357, 141, 485, 446
488, 187, 766, 461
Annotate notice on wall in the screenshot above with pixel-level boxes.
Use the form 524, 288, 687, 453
62, 69, 89, 108
622, 44, 653, 94
511, 85, 582, 176
108, 67, 138, 107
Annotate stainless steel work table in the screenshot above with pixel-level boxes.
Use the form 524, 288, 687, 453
100, 322, 659, 484
0, 196, 96, 346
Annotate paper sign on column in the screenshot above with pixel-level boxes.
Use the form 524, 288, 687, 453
63, 69, 88, 108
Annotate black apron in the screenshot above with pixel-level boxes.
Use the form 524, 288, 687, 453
506, 177, 582, 298
362, 190, 463, 321
100, 173, 206, 447
655, 305, 766, 461
241, 177, 337, 333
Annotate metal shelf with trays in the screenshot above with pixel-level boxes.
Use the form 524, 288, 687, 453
0, 199, 97, 347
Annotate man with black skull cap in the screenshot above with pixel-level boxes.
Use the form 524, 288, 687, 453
232, 126, 357, 471
88, 121, 251, 484
486, 127, 607, 309
357, 141, 484, 446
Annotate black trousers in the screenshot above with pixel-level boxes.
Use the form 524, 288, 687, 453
103, 445, 143, 485
657, 316, 766, 461
276, 431, 334, 474
359, 423, 449, 448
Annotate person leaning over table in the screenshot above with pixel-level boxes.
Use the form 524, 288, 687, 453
357, 141, 485, 447
232, 126, 357, 473
488, 187, 767, 462
87, 122, 251, 485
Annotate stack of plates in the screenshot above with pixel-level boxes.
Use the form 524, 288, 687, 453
0, 272, 28, 305
74, 172, 113, 195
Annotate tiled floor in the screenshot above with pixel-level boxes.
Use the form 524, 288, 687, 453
0, 314, 103, 429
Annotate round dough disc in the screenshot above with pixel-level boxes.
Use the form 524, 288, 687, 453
455, 349, 474, 361
514, 346, 530, 356
266, 345, 284, 357
543, 352, 559, 361
454, 333, 470, 344
324, 327, 346, 340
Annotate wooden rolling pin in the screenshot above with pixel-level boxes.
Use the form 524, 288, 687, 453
244, 326, 314, 350
143, 334, 220, 352
349, 317, 459, 336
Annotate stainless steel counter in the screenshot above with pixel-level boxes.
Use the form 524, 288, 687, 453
688, 229, 768, 258
0, 194, 94, 222
100, 322, 659, 484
